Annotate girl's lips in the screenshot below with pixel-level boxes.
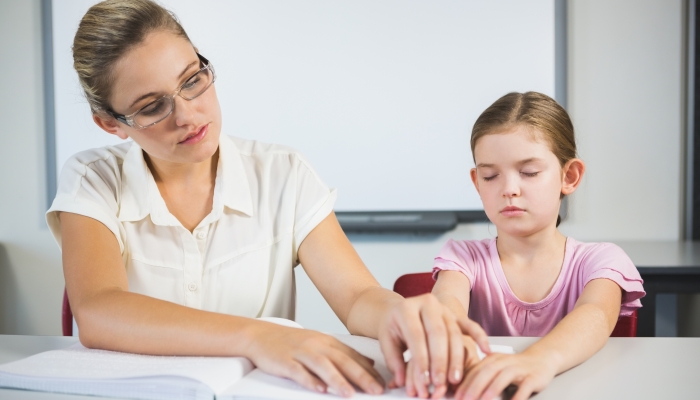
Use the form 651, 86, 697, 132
500, 206, 525, 217
178, 124, 208, 145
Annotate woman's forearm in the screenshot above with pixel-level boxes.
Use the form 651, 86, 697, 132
345, 286, 402, 338
74, 288, 264, 357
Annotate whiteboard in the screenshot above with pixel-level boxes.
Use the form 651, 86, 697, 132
51, 0, 556, 212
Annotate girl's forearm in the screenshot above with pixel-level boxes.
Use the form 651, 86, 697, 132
74, 288, 267, 358
523, 303, 612, 374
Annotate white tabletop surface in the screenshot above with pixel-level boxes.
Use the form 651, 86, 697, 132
613, 241, 700, 269
1, 334, 699, 399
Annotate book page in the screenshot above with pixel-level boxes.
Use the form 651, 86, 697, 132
0, 343, 253, 395
219, 334, 514, 399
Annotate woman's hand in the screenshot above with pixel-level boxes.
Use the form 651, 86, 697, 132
243, 322, 385, 397
378, 294, 490, 399
454, 351, 558, 400
403, 333, 484, 399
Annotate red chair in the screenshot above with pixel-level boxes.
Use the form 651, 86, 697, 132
62, 289, 74, 336
393, 272, 637, 337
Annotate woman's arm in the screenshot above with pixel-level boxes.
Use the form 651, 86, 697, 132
454, 278, 622, 400
298, 213, 488, 398
60, 212, 384, 397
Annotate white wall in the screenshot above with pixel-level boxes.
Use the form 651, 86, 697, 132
0, 0, 689, 336
297, 0, 687, 333
0, 0, 64, 335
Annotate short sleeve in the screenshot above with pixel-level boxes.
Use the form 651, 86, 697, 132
432, 239, 476, 290
292, 153, 337, 252
581, 243, 646, 316
46, 151, 125, 253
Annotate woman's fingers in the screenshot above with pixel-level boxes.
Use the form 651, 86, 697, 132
296, 350, 384, 396
447, 316, 466, 385
378, 328, 408, 388
457, 317, 491, 355
279, 361, 328, 394
419, 299, 450, 391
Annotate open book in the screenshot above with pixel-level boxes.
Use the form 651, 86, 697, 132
0, 319, 514, 400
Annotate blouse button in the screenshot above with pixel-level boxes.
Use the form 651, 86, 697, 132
188, 283, 198, 291
196, 231, 207, 240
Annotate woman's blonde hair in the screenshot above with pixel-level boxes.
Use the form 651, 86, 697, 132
72, 0, 191, 114
471, 92, 577, 226
471, 91, 577, 167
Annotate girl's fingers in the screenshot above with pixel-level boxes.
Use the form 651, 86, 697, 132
460, 357, 501, 400
511, 378, 536, 400
481, 368, 520, 400
457, 317, 491, 355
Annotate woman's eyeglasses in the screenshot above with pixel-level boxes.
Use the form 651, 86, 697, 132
108, 53, 216, 129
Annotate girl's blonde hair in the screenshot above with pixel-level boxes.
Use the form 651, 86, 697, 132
471, 91, 577, 167
72, 0, 191, 114
471, 92, 577, 226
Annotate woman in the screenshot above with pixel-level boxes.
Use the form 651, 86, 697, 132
46, 1, 488, 398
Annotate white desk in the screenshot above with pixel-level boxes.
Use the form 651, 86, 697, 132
1, 335, 699, 399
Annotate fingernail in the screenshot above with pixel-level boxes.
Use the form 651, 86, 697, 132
342, 387, 354, 397
316, 385, 326, 393
433, 372, 445, 385
423, 370, 431, 384
372, 383, 383, 394
453, 368, 461, 382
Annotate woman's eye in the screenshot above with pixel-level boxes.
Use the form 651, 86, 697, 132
521, 171, 539, 177
140, 100, 166, 116
182, 75, 202, 90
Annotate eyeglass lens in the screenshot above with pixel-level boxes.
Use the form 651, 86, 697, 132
133, 67, 214, 127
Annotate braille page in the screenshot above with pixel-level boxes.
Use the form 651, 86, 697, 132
0, 343, 253, 400
220, 334, 514, 399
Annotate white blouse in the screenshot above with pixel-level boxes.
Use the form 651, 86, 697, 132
46, 135, 336, 319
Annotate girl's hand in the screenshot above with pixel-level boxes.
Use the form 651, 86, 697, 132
244, 322, 385, 397
404, 333, 484, 399
455, 351, 558, 400
378, 294, 490, 398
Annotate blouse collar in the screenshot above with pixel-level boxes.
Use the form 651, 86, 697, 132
117, 134, 254, 225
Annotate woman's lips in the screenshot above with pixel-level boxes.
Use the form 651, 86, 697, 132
500, 206, 525, 217
178, 124, 208, 145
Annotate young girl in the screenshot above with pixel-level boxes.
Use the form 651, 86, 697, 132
46, 0, 486, 397
429, 92, 645, 400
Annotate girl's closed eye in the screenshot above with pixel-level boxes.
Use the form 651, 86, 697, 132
520, 171, 540, 177
482, 173, 499, 181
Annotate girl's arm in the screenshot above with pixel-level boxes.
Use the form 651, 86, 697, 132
454, 278, 622, 400
298, 214, 489, 399
60, 212, 384, 397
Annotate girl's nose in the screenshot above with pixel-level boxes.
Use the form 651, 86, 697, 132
502, 175, 520, 198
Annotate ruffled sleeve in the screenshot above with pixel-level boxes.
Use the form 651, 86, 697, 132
581, 243, 646, 316
432, 239, 477, 290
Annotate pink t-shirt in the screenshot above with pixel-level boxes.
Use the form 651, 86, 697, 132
432, 238, 645, 337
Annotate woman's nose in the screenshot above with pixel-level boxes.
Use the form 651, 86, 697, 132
172, 96, 196, 127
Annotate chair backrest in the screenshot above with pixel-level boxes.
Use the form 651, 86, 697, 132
62, 289, 73, 336
393, 272, 637, 337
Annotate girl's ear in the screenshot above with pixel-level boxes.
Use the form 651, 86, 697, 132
92, 113, 129, 140
561, 158, 585, 195
470, 168, 481, 195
